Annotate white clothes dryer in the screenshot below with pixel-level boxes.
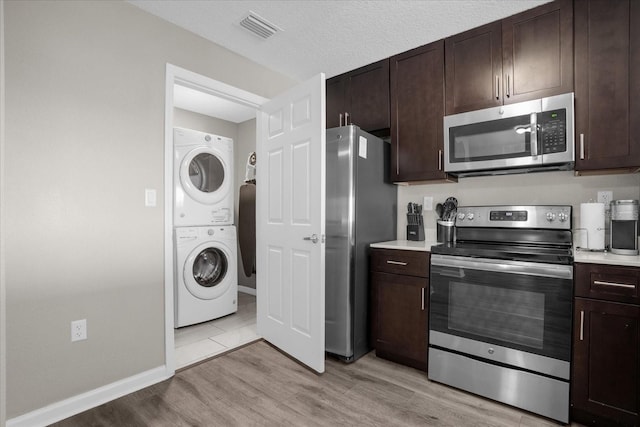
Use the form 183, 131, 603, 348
174, 226, 238, 328
174, 127, 234, 226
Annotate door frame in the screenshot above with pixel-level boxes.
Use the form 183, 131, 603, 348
0, 1, 6, 425
163, 64, 267, 374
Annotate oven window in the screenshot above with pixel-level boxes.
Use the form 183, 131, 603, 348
430, 261, 572, 361
448, 281, 544, 349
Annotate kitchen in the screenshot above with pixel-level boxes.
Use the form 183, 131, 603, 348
2, 0, 640, 426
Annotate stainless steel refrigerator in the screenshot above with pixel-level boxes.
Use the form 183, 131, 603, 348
325, 125, 397, 362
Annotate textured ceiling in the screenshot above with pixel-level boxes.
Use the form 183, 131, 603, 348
129, 0, 551, 81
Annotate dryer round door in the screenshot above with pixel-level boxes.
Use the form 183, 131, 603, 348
179, 146, 231, 205
183, 242, 232, 300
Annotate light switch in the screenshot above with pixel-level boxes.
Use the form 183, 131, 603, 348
145, 189, 157, 207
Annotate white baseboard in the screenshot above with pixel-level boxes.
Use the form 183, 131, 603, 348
7, 365, 170, 427
238, 285, 256, 296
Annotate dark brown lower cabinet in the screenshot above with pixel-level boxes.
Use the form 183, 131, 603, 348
571, 297, 640, 426
370, 256, 428, 372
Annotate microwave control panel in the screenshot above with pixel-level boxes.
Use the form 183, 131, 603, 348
539, 109, 567, 154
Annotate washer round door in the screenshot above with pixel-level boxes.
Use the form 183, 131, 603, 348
179, 146, 231, 205
183, 242, 232, 300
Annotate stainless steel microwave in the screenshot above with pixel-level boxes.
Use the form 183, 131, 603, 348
443, 93, 575, 176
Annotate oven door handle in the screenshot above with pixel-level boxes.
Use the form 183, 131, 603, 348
430, 254, 573, 280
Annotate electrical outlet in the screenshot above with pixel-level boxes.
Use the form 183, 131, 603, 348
423, 196, 433, 211
597, 191, 613, 209
71, 319, 87, 342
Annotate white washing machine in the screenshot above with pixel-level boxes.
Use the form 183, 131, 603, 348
174, 127, 234, 226
174, 226, 238, 328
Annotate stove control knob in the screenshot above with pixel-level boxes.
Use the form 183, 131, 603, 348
546, 212, 556, 222
467, 213, 475, 221
457, 212, 466, 221
558, 212, 568, 222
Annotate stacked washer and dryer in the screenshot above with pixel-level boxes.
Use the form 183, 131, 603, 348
173, 127, 238, 328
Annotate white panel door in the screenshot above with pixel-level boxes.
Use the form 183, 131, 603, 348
256, 74, 326, 373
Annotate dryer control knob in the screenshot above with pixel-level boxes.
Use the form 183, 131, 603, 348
208, 229, 215, 236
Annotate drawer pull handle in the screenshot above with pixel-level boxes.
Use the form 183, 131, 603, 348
421, 288, 425, 311
580, 310, 584, 341
386, 260, 408, 266
593, 280, 636, 289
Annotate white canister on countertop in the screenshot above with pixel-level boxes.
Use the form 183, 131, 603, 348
579, 202, 605, 250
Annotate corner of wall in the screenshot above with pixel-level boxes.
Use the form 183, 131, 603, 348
0, 0, 7, 424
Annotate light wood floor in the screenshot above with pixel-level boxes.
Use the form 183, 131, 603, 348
53, 341, 585, 426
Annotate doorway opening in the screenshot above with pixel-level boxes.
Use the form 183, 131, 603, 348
164, 64, 267, 372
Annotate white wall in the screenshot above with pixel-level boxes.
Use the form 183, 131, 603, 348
3, 0, 294, 419
0, 0, 6, 424
398, 171, 640, 241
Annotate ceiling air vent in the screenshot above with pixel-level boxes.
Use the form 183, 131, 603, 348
240, 11, 282, 39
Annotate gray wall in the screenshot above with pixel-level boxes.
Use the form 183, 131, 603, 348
399, 172, 640, 241
4, 0, 293, 418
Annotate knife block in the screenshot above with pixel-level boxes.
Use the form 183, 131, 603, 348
407, 224, 425, 241
407, 212, 425, 241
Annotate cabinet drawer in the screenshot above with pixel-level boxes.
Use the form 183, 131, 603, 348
370, 248, 429, 277
575, 263, 640, 304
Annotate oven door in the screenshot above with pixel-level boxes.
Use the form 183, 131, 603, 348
429, 254, 573, 379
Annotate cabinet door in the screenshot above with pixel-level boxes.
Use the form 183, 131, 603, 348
445, 21, 502, 115
391, 40, 449, 182
572, 298, 640, 426
347, 59, 390, 133
372, 271, 428, 371
575, 0, 640, 171
501, 0, 573, 104
325, 59, 390, 133
326, 75, 346, 129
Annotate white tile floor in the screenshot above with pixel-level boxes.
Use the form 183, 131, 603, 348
174, 291, 258, 369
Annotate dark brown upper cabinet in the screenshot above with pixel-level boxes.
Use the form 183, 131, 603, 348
445, 0, 573, 115
390, 41, 452, 183
574, 0, 640, 173
326, 59, 390, 135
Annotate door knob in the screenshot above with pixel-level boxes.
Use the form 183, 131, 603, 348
303, 234, 319, 243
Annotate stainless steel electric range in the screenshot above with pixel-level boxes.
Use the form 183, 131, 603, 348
429, 205, 573, 423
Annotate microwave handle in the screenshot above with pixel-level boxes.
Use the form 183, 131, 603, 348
530, 113, 538, 158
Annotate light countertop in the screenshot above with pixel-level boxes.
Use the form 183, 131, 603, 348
573, 249, 640, 267
371, 240, 640, 267
370, 239, 439, 252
